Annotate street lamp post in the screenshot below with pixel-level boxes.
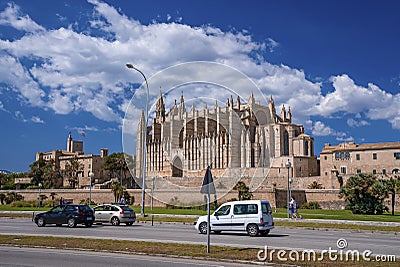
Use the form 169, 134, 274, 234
38, 182, 42, 208
89, 172, 94, 206
126, 63, 149, 216
151, 177, 155, 211
285, 159, 291, 219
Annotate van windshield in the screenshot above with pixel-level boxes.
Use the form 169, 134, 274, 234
261, 202, 272, 214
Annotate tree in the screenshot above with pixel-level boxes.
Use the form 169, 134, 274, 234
29, 158, 47, 186
0, 173, 17, 190
307, 181, 323, 189
0, 193, 5, 205
29, 159, 62, 189
233, 181, 253, 200
63, 157, 84, 188
111, 181, 125, 203
384, 176, 400, 216
42, 159, 63, 189
4, 192, 23, 204
104, 153, 130, 186
339, 174, 388, 215
49, 192, 57, 201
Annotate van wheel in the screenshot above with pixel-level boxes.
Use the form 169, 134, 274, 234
260, 230, 270, 236
199, 222, 208, 234
247, 224, 259, 237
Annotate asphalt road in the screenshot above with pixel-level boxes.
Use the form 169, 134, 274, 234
0, 246, 252, 267
0, 218, 398, 260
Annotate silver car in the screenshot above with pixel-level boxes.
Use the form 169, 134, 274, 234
93, 204, 136, 226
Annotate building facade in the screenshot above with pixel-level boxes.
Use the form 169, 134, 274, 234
136, 92, 319, 185
36, 133, 110, 188
320, 142, 400, 188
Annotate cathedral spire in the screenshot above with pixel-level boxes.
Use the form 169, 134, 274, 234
229, 95, 233, 108
155, 89, 165, 123
287, 106, 292, 122
67, 132, 72, 152
248, 92, 255, 105
179, 92, 185, 116
281, 104, 287, 121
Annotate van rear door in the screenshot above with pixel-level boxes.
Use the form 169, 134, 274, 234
261, 201, 273, 226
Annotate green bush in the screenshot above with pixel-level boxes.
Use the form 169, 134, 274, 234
301, 201, 321, 209
80, 198, 97, 206
10, 200, 54, 208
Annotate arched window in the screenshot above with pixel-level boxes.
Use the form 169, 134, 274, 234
172, 157, 183, 177
304, 140, 309, 156
283, 130, 289, 156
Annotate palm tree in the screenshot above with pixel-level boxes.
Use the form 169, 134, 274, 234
63, 157, 84, 188
0, 193, 5, 205
307, 181, 323, 189
29, 158, 47, 186
42, 159, 63, 189
105, 153, 129, 186
111, 181, 125, 203
233, 181, 253, 200
384, 176, 400, 216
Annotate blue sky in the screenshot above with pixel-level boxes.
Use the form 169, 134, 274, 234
0, 0, 399, 172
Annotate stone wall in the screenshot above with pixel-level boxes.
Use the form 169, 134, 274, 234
1, 188, 399, 212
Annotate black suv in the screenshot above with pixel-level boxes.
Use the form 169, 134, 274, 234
34, 204, 95, 228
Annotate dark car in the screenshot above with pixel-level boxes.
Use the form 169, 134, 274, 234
34, 204, 95, 228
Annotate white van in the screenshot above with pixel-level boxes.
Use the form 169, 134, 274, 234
194, 200, 274, 237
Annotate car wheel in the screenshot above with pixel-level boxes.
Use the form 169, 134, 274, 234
125, 222, 133, 226
67, 218, 77, 228
198, 222, 208, 234
260, 229, 270, 236
36, 217, 45, 227
85, 222, 93, 227
246, 224, 259, 237
111, 217, 120, 226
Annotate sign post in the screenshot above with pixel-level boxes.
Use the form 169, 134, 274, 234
200, 166, 215, 253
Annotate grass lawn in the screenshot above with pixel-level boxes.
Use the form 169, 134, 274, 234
131, 206, 400, 223
0, 234, 397, 266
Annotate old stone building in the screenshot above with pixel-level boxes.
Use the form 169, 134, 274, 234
36, 133, 110, 188
136, 92, 319, 192
320, 141, 400, 189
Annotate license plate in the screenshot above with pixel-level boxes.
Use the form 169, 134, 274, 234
87, 217, 93, 220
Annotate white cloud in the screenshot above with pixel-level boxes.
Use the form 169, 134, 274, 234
311, 121, 336, 136
0, 3, 44, 32
308, 120, 352, 142
347, 118, 370, 128
0, 0, 398, 137
0, 101, 8, 112
14, 110, 27, 122
266, 38, 279, 52
31, 116, 44, 124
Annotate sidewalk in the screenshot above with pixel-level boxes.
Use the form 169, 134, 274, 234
274, 217, 400, 227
